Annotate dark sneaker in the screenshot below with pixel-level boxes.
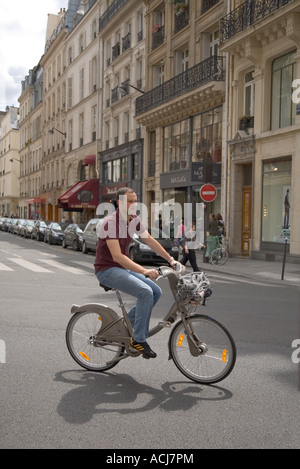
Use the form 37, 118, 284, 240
129, 338, 157, 359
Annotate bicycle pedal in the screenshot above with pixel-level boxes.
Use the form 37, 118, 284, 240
158, 321, 172, 328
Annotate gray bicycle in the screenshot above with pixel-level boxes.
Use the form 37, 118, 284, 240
66, 266, 236, 384
210, 236, 229, 266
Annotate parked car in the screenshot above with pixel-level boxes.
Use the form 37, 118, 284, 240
31, 220, 49, 241
0, 217, 7, 230
62, 223, 86, 251
2, 218, 12, 232
128, 228, 179, 264
82, 218, 103, 254
24, 220, 36, 238
44, 222, 65, 245
14, 219, 26, 235
9, 218, 19, 233
19, 220, 29, 237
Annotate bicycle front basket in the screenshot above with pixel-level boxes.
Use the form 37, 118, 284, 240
176, 272, 212, 305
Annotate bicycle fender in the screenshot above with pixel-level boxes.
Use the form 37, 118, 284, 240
70, 304, 122, 332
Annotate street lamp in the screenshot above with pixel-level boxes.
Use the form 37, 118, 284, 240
10, 158, 21, 163
48, 128, 66, 137
118, 82, 145, 97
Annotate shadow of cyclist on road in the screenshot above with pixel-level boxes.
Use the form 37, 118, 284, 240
55, 370, 232, 424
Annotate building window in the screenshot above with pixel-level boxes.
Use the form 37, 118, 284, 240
68, 77, 73, 109
80, 68, 85, 101
192, 107, 222, 163
164, 118, 190, 172
79, 113, 84, 147
132, 154, 139, 180
92, 105, 97, 141
121, 157, 128, 181
153, 63, 164, 87
244, 70, 255, 117
271, 50, 296, 130
262, 158, 291, 245
210, 29, 219, 56
103, 161, 112, 183
112, 159, 121, 182
175, 47, 189, 74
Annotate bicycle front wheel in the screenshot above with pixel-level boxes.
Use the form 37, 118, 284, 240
210, 247, 228, 266
169, 314, 236, 384
66, 311, 124, 372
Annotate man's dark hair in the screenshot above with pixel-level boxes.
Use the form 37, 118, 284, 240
116, 187, 135, 201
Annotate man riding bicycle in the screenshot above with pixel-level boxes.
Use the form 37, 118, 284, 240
94, 187, 180, 359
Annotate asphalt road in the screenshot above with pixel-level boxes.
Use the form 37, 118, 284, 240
0, 230, 299, 450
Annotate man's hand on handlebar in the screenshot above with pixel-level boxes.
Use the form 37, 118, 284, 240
143, 269, 160, 280
169, 259, 184, 272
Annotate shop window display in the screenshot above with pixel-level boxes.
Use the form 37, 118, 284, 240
262, 158, 291, 245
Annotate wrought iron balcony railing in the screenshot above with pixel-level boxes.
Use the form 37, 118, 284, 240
99, 0, 130, 31
220, 0, 294, 44
136, 55, 225, 116
152, 25, 165, 51
174, 6, 190, 34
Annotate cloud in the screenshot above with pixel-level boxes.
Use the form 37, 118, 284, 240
0, 0, 68, 109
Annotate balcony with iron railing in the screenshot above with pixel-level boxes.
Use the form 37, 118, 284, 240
174, 4, 190, 33
136, 55, 225, 116
152, 25, 165, 51
122, 32, 131, 53
112, 42, 120, 61
220, 0, 295, 44
99, 0, 130, 31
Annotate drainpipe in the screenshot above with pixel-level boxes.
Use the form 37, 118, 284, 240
222, 0, 231, 240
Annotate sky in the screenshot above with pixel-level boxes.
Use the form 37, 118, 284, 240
0, 0, 69, 110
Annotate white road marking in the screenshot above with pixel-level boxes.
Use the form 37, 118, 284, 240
8, 258, 53, 273
39, 258, 86, 275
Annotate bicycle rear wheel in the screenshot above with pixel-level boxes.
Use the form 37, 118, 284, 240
169, 314, 236, 384
210, 247, 228, 266
66, 311, 124, 372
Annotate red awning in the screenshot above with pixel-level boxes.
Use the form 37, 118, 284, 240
58, 179, 99, 210
83, 155, 96, 166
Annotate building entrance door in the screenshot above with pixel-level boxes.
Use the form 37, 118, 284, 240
242, 186, 252, 256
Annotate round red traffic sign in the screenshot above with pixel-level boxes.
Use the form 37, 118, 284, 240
200, 184, 217, 203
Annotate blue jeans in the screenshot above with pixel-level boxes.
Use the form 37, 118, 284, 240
96, 268, 162, 343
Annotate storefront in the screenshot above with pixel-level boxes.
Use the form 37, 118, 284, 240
100, 139, 144, 204
261, 157, 291, 251
58, 179, 99, 223
25, 198, 41, 220
161, 107, 223, 218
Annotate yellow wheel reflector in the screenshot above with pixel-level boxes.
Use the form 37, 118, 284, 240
80, 352, 90, 362
98, 317, 102, 321
222, 350, 227, 363
178, 334, 184, 347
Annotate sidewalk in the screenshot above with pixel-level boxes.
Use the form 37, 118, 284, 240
192, 252, 300, 287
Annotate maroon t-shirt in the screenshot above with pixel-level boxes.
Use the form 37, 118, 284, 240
94, 209, 146, 273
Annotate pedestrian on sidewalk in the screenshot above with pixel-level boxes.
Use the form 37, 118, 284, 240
208, 213, 219, 236
180, 221, 205, 272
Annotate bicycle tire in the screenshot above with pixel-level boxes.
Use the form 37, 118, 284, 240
66, 311, 125, 372
210, 247, 229, 266
169, 314, 236, 384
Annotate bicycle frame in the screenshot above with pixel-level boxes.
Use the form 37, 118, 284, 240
70, 266, 202, 365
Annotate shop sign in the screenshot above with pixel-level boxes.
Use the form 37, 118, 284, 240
101, 183, 127, 197
160, 170, 190, 189
192, 163, 221, 184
